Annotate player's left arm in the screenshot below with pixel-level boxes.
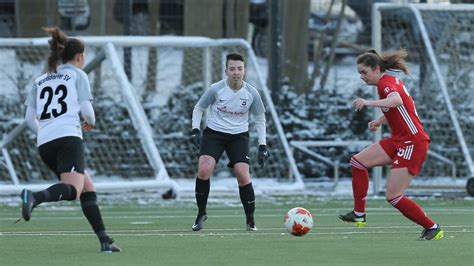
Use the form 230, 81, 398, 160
250, 88, 267, 145
250, 89, 269, 166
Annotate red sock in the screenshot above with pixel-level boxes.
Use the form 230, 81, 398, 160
388, 195, 435, 229
351, 157, 369, 213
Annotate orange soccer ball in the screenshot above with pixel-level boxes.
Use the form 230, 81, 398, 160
284, 207, 313, 236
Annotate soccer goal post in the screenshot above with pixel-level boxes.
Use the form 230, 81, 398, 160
0, 36, 303, 195
372, 3, 474, 192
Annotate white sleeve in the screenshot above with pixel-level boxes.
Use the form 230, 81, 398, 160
24, 107, 39, 134
192, 105, 205, 130
254, 113, 266, 145
80, 101, 96, 126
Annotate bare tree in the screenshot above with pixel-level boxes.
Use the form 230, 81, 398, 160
182, 0, 223, 86
224, 0, 249, 38
281, 0, 310, 94
146, 0, 160, 94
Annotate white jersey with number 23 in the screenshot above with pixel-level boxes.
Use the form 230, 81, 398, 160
25, 64, 93, 146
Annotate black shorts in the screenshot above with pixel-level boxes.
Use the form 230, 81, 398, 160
200, 127, 250, 168
38, 136, 85, 178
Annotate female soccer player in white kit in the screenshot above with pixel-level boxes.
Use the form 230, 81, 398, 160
189, 52, 269, 231
21, 27, 121, 252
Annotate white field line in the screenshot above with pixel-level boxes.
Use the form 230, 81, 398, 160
1, 227, 473, 237
2, 225, 473, 235
1, 210, 473, 221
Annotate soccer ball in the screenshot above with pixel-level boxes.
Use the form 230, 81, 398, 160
284, 207, 313, 236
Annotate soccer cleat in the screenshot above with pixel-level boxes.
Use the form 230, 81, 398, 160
100, 238, 122, 253
20, 189, 36, 221
419, 225, 444, 241
246, 223, 257, 231
191, 214, 208, 231
338, 211, 366, 227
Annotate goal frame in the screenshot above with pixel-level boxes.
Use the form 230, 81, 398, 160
371, 3, 474, 193
0, 36, 304, 195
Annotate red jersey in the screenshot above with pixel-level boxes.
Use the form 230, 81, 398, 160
377, 75, 429, 141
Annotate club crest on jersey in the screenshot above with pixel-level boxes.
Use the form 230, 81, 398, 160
240, 98, 248, 107
381, 107, 389, 112
384, 87, 391, 94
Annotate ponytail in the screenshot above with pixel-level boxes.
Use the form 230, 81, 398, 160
357, 48, 409, 75
43, 27, 68, 73
43, 27, 85, 73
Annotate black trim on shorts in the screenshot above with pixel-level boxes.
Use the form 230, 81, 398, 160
38, 136, 85, 179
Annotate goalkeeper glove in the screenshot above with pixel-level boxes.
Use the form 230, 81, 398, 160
257, 144, 269, 166
190, 128, 201, 150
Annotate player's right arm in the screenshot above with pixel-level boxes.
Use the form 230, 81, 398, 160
76, 69, 95, 130
191, 86, 216, 130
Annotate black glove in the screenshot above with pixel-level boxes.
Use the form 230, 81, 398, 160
257, 144, 269, 166
190, 128, 201, 150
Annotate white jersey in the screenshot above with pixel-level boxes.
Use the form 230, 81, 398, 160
196, 79, 265, 134
24, 64, 93, 146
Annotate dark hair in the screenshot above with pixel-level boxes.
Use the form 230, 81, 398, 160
43, 27, 85, 73
226, 52, 245, 68
356, 48, 409, 75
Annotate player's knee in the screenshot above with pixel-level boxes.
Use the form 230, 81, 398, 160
197, 167, 212, 179
350, 156, 367, 170
236, 176, 251, 186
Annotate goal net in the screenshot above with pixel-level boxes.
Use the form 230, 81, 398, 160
373, 3, 474, 188
0, 36, 302, 195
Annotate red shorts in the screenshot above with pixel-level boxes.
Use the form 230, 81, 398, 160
379, 137, 429, 176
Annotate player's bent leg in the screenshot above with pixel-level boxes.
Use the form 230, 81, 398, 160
239, 182, 256, 231
192, 177, 210, 231
338, 143, 391, 227
82, 171, 121, 252
235, 163, 256, 230
349, 156, 369, 215
193, 156, 215, 231
386, 168, 443, 240
19, 173, 81, 221
60, 172, 85, 199
80, 189, 121, 251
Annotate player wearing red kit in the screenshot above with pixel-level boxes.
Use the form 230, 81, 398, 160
339, 49, 444, 241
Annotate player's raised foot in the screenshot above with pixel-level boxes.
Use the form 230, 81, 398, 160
192, 214, 208, 231
20, 189, 36, 221
419, 225, 444, 241
100, 238, 121, 253
246, 223, 257, 231
338, 211, 366, 227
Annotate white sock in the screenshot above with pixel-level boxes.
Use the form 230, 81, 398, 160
354, 211, 365, 216
429, 224, 438, 230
